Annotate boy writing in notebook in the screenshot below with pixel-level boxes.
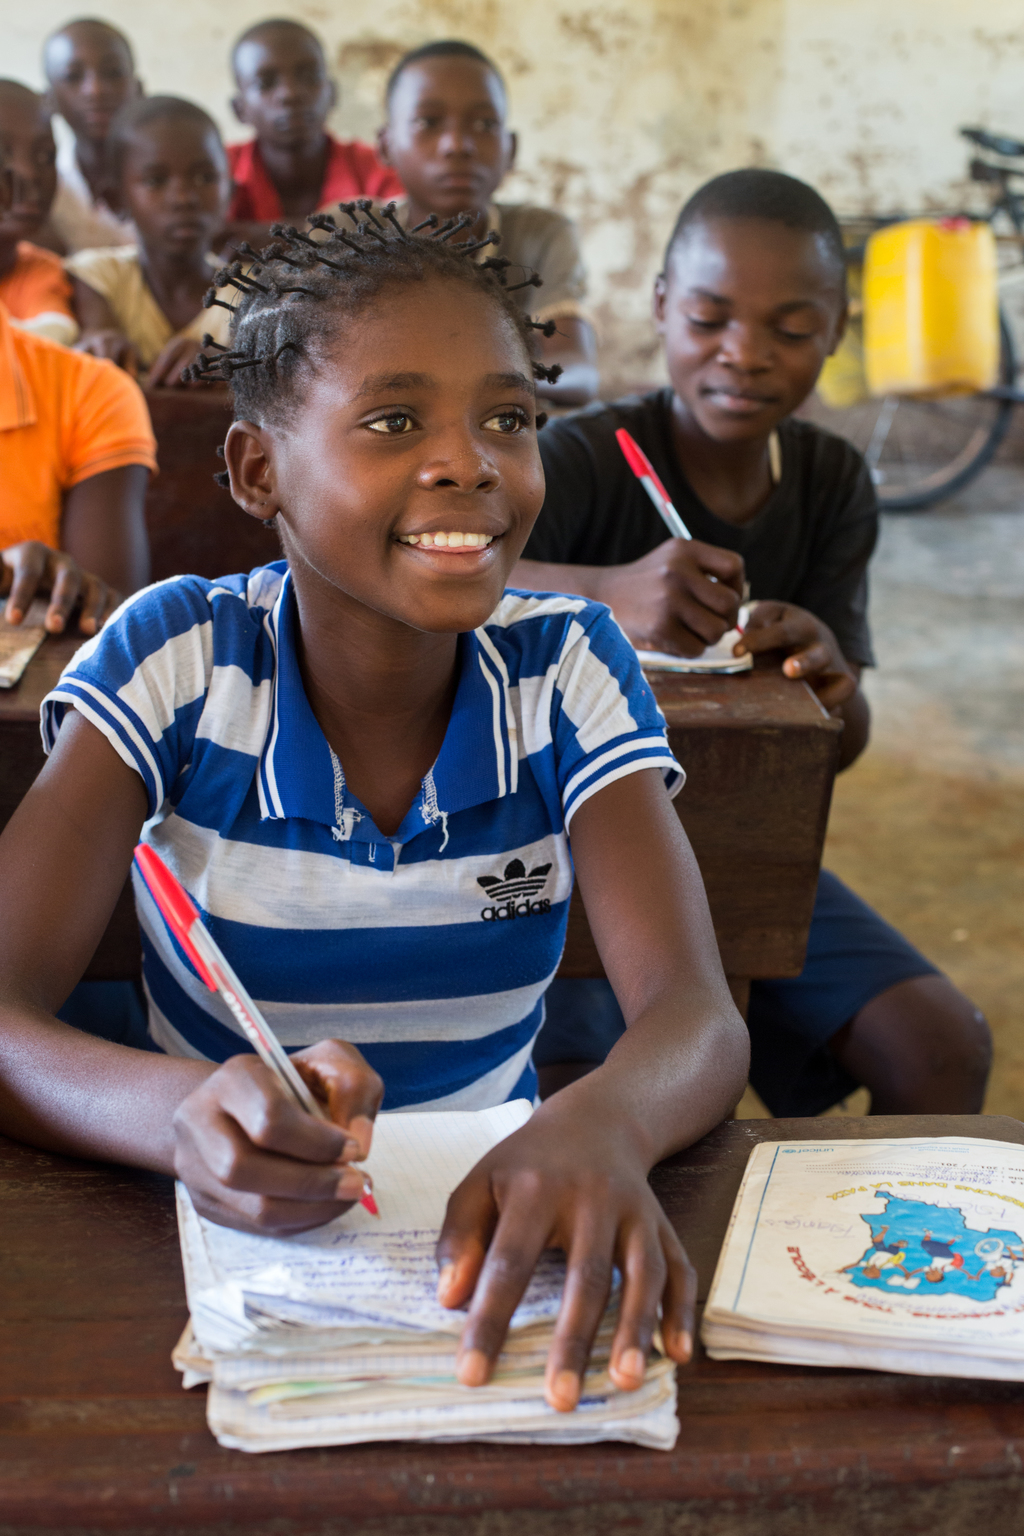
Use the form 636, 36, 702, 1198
224, 18, 402, 251
377, 40, 598, 408
68, 96, 233, 386
0, 82, 77, 346
41, 17, 140, 253
0, 210, 748, 1412
517, 168, 991, 1118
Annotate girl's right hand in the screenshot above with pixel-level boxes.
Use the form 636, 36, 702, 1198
172, 1040, 384, 1234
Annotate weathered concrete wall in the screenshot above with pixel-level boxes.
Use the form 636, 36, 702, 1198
9, 0, 1024, 390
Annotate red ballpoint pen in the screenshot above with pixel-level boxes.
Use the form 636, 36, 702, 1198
615, 427, 693, 541
133, 843, 378, 1216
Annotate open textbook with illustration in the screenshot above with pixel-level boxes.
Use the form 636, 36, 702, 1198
703, 1136, 1024, 1378
175, 1100, 678, 1451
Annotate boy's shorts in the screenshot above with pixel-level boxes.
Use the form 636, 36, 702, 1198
534, 870, 939, 1117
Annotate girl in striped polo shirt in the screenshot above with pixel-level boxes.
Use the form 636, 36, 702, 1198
0, 207, 749, 1413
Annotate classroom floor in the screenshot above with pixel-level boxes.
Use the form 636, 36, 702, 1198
736, 472, 1024, 1120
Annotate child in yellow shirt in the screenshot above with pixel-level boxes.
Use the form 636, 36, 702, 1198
68, 97, 231, 385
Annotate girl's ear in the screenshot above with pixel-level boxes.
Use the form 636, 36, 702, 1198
224, 421, 279, 523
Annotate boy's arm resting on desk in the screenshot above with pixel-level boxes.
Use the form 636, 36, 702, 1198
0, 712, 380, 1232
514, 544, 745, 656
63, 463, 150, 595
437, 767, 749, 1409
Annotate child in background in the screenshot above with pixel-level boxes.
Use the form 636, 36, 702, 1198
42, 18, 140, 254
0, 82, 77, 346
0, 212, 748, 1412
516, 169, 992, 1117
67, 97, 232, 386
378, 40, 598, 407
224, 18, 402, 250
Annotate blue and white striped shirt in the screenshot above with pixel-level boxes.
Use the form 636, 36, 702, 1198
42, 564, 683, 1109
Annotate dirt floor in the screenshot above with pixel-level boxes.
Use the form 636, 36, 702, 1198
736, 491, 1024, 1121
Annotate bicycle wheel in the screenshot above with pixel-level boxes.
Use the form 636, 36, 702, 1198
802, 310, 1016, 511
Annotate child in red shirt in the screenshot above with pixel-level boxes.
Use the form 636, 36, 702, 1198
224, 19, 401, 250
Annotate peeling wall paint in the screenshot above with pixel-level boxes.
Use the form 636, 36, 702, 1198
9, 0, 1024, 390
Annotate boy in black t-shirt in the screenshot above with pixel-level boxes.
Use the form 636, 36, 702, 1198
517, 169, 991, 1117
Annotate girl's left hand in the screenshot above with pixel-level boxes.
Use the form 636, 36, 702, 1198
435, 1105, 696, 1412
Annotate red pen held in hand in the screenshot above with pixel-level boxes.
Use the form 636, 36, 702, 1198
616, 427, 751, 609
133, 843, 379, 1217
615, 428, 693, 541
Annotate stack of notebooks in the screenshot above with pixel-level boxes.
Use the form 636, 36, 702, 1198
702, 1135, 1024, 1379
174, 1100, 678, 1451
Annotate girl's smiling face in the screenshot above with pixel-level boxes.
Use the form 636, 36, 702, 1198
225, 277, 546, 635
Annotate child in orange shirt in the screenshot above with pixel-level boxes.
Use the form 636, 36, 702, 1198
0, 81, 77, 346
224, 18, 402, 251
68, 97, 232, 386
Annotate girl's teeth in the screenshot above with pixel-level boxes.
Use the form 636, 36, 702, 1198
397, 532, 494, 548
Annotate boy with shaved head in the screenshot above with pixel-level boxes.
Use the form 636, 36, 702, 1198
378, 40, 598, 406
225, 17, 401, 248
518, 169, 991, 1118
42, 17, 141, 252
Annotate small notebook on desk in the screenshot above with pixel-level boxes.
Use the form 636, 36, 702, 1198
702, 1136, 1024, 1379
636, 606, 752, 675
174, 1100, 678, 1452
0, 601, 48, 688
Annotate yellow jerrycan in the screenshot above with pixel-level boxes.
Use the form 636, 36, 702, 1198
863, 218, 999, 396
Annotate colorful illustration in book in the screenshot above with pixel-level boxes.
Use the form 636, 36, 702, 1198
839, 1196, 1024, 1301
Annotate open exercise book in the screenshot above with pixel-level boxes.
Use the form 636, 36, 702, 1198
703, 1137, 1024, 1378
174, 1100, 678, 1452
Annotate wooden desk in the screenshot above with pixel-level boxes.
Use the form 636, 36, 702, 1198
4, 1113, 1023, 1535
559, 663, 842, 988
0, 644, 839, 989
0, 633, 138, 979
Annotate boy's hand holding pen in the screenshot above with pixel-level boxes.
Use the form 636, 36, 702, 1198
136, 846, 383, 1234
603, 428, 745, 657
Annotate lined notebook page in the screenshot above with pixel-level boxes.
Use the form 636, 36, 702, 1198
179, 1101, 552, 1341
360, 1100, 532, 1233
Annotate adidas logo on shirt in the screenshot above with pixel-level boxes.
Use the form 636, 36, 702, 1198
478, 859, 552, 921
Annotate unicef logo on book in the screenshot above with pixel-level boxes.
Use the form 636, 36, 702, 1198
477, 859, 552, 921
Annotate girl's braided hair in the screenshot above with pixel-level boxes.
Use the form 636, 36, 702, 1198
186, 200, 561, 485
